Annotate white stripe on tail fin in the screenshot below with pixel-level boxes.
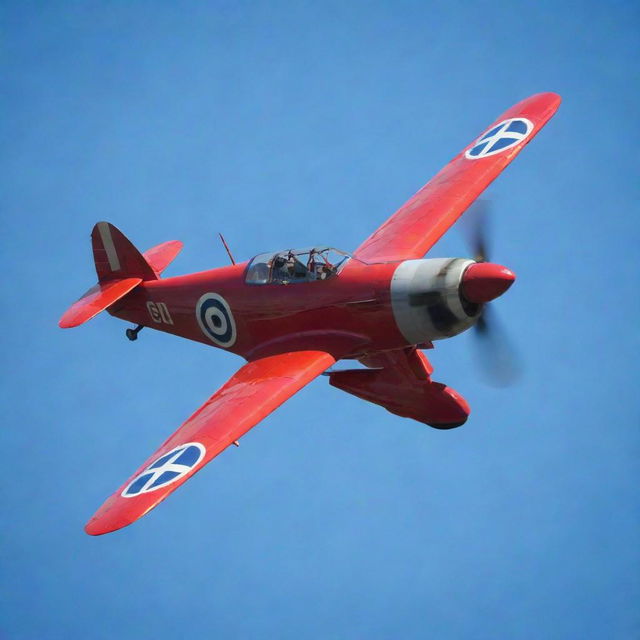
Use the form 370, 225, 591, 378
96, 222, 121, 272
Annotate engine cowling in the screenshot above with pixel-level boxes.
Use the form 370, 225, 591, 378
390, 258, 481, 343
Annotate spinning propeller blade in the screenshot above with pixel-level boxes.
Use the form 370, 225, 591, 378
473, 305, 522, 387
463, 201, 522, 387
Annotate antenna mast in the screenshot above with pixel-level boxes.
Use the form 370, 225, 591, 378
218, 233, 236, 265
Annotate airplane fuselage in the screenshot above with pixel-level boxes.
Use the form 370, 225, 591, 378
109, 256, 485, 361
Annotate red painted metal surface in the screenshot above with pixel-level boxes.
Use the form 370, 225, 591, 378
108, 258, 406, 360
460, 262, 515, 303
330, 349, 470, 428
59, 278, 142, 328
92, 221, 158, 282
354, 92, 561, 262
142, 240, 183, 276
85, 350, 335, 535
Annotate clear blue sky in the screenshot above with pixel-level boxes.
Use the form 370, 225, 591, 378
2, 2, 638, 638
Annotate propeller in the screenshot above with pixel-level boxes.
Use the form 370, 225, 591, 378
465, 198, 491, 263
461, 200, 522, 387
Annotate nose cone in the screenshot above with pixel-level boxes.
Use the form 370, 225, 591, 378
461, 262, 516, 304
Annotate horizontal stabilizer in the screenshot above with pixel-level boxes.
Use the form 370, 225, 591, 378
143, 240, 183, 276
59, 277, 142, 328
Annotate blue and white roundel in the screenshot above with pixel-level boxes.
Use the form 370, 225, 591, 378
121, 442, 206, 498
196, 292, 237, 347
465, 118, 534, 160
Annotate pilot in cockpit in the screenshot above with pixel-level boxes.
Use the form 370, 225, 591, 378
246, 247, 347, 285
288, 252, 307, 280
272, 255, 288, 282
308, 250, 332, 280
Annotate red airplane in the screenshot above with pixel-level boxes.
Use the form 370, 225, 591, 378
61, 92, 561, 535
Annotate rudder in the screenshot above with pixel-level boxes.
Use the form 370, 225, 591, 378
92, 222, 158, 282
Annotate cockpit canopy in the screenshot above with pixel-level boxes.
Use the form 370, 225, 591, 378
246, 247, 351, 285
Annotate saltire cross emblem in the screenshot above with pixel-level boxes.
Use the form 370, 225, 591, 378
465, 118, 534, 159
121, 443, 206, 497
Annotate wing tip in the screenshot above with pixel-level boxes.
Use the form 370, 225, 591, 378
540, 90, 562, 108
536, 90, 562, 100
524, 91, 562, 114
84, 523, 106, 536
58, 317, 79, 329
84, 515, 129, 536
84, 515, 118, 536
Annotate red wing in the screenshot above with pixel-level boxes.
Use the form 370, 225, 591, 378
85, 350, 335, 535
354, 92, 561, 263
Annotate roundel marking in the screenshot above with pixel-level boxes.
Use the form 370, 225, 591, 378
465, 118, 534, 160
121, 442, 206, 498
196, 292, 237, 347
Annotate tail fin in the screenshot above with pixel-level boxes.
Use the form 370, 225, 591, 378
92, 222, 158, 282
60, 222, 183, 328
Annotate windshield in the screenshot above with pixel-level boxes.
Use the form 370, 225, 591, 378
246, 247, 351, 285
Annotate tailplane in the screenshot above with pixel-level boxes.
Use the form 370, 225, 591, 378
142, 240, 183, 277
59, 278, 142, 328
59, 222, 183, 329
